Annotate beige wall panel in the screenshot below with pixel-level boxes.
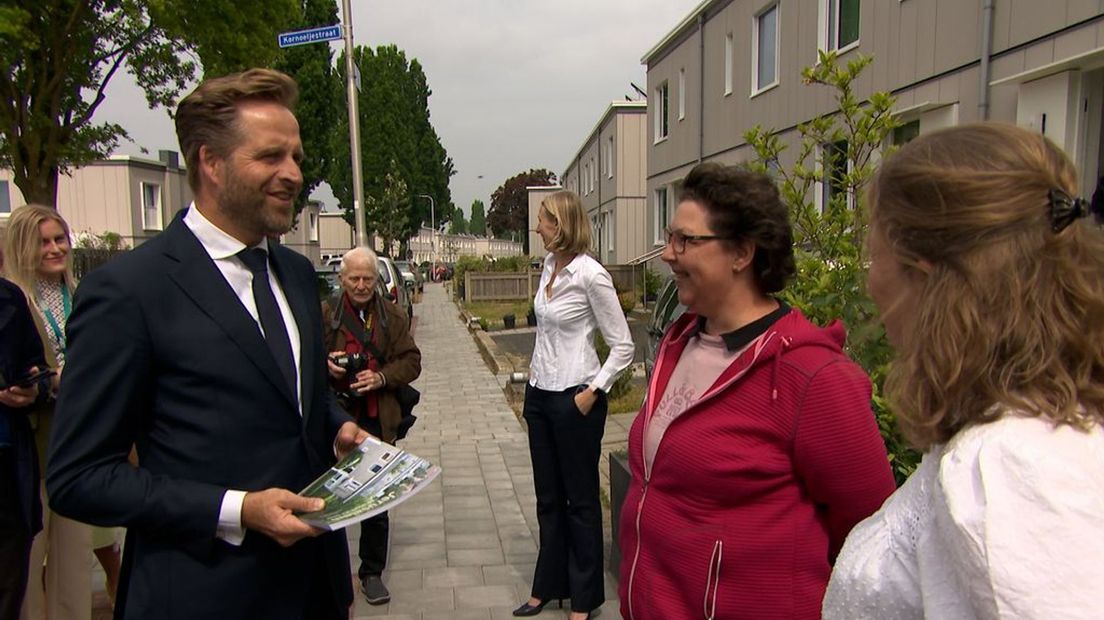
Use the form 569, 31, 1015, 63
933, 0, 981, 74
989, 47, 1028, 82
988, 82, 1022, 121
1068, 0, 1104, 23
1008, 0, 1068, 50
1024, 37, 1057, 70
896, 0, 921, 88
991, 0, 1014, 51
1055, 22, 1099, 60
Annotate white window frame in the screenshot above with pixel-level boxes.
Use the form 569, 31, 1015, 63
724, 33, 734, 96
141, 182, 162, 231
818, 0, 860, 55
678, 68, 686, 120
653, 186, 670, 245
604, 211, 614, 252
309, 211, 319, 242
752, 3, 780, 96
606, 135, 614, 178
654, 81, 670, 142
814, 139, 854, 213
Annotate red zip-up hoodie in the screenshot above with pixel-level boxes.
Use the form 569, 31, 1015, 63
618, 309, 894, 620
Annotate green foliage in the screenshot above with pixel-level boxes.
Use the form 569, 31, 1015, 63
617, 291, 636, 316
469, 200, 487, 236
594, 332, 633, 401
330, 44, 454, 247
0, 0, 298, 205
364, 159, 409, 257
448, 210, 468, 234
74, 230, 129, 251
275, 0, 340, 215
488, 169, 557, 252
489, 255, 530, 273
642, 268, 663, 299
743, 50, 919, 484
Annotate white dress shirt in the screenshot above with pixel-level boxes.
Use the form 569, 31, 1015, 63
183, 204, 303, 545
529, 253, 634, 393
824, 413, 1104, 619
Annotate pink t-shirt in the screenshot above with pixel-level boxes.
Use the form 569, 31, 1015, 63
644, 332, 747, 466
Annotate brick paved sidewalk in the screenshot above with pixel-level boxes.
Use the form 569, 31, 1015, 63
351, 283, 623, 619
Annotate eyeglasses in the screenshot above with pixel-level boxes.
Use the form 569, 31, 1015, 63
664, 227, 723, 254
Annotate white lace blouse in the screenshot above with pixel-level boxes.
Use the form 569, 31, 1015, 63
823, 414, 1104, 619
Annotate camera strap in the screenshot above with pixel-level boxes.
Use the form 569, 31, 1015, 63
335, 295, 387, 364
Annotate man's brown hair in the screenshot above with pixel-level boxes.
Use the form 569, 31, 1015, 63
174, 68, 299, 191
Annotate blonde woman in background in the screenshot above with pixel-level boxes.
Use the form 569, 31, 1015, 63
4, 204, 122, 618
514, 191, 634, 620
824, 123, 1104, 618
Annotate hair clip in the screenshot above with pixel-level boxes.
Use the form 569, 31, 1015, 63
1047, 188, 1088, 233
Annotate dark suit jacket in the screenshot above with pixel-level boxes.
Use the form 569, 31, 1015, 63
0, 277, 48, 536
46, 213, 354, 619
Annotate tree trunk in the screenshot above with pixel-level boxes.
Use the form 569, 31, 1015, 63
13, 166, 59, 207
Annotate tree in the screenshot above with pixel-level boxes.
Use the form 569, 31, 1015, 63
744, 51, 917, 483
469, 199, 486, 236
365, 159, 408, 257
488, 168, 556, 252
329, 44, 454, 246
448, 209, 468, 234
276, 0, 339, 213
0, 0, 298, 205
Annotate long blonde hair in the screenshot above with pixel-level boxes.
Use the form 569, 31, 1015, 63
2, 204, 76, 323
870, 123, 1104, 450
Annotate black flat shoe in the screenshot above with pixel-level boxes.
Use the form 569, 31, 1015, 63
512, 598, 563, 617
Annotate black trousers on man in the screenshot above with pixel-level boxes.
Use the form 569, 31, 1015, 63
523, 384, 608, 614
356, 417, 389, 579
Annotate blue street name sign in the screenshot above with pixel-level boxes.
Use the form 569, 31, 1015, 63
277, 24, 342, 48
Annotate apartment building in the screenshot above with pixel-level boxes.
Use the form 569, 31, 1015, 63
643, 0, 1104, 250
280, 200, 322, 264
319, 211, 355, 258
1, 151, 192, 248
560, 101, 649, 264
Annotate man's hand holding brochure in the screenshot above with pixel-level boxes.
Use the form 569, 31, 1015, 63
297, 434, 440, 531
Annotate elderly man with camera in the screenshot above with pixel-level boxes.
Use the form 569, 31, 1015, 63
323, 246, 421, 605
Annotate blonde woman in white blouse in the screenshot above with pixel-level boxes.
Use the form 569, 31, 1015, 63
513, 190, 634, 620
823, 123, 1104, 619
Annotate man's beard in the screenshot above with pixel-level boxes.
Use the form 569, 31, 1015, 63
218, 165, 295, 238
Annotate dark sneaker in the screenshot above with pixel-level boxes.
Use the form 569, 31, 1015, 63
360, 575, 390, 605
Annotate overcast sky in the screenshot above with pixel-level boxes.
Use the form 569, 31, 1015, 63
91, 0, 702, 216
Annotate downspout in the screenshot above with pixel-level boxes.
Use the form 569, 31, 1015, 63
698, 12, 706, 162
978, 0, 995, 120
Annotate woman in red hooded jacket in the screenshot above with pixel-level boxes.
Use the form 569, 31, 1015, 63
617, 163, 895, 619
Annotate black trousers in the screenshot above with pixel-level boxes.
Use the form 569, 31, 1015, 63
0, 450, 33, 620
523, 384, 607, 613
356, 417, 389, 579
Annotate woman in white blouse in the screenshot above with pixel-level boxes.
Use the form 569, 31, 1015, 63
823, 123, 1104, 619
513, 190, 634, 620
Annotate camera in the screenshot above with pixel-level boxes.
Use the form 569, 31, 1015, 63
330, 352, 368, 373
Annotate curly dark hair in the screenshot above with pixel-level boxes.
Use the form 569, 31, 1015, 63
677, 162, 796, 293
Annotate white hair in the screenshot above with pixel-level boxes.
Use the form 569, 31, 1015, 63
340, 246, 378, 274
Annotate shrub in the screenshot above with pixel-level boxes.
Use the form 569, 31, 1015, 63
594, 332, 633, 401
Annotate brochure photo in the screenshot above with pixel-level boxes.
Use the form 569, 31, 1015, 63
297, 435, 441, 531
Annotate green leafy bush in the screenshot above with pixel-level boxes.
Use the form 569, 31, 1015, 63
594, 332, 633, 401
744, 51, 919, 484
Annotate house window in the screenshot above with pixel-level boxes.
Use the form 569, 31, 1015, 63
141, 182, 162, 230
678, 68, 686, 120
607, 136, 614, 178
754, 4, 779, 93
724, 33, 734, 95
0, 180, 10, 215
309, 212, 319, 242
655, 81, 669, 141
822, 0, 860, 52
892, 119, 920, 145
584, 163, 590, 195
654, 186, 670, 244
819, 140, 851, 212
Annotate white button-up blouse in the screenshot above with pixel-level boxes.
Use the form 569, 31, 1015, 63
529, 253, 634, 393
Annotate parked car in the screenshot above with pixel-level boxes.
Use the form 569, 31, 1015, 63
315, 265, 341, 299
377, 256, 413, 319
394, 260, 423, 295
644, 275, 687, 381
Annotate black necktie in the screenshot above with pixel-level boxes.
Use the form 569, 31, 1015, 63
238, 248, 297, 400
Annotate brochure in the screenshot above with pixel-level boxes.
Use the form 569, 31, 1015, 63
297, 436, 441, 531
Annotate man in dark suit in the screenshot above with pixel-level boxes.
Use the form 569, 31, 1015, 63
46, 69, 366, 619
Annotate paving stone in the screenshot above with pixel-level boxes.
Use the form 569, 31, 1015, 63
455, 584, 522, 609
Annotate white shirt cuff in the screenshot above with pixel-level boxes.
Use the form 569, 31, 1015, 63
216, 489, 247, 546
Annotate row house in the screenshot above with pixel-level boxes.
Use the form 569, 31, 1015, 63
644, 0, 1104, 256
